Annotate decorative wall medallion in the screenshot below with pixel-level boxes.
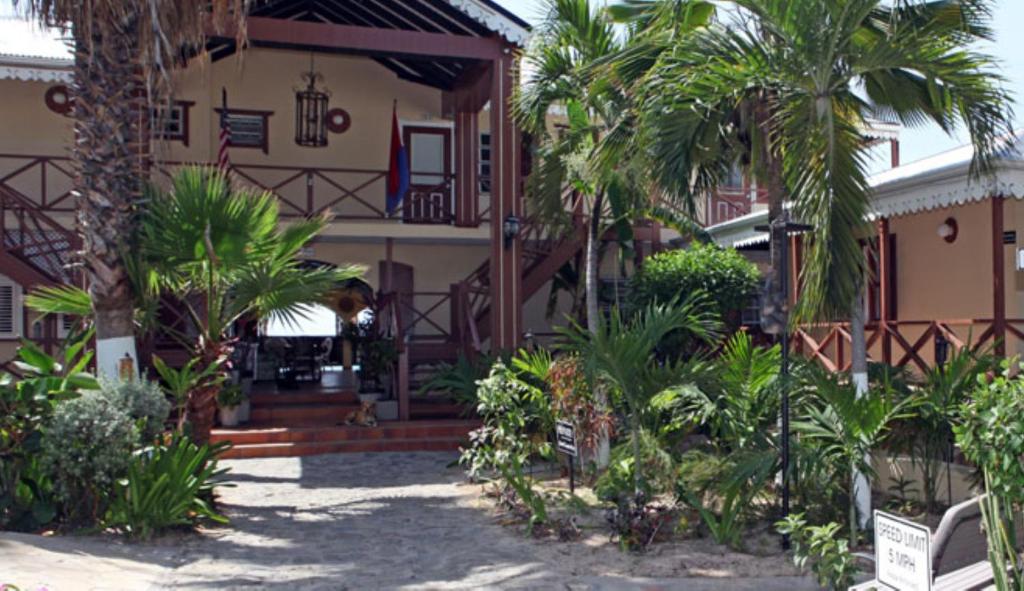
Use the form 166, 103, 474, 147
44, 85, 72, 115
326, 108, 351, 134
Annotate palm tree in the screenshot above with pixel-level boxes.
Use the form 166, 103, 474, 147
14, 1, 246, 378
140, 167, 362, 443
559, 297, 721, 497
614, 0, 1012, 526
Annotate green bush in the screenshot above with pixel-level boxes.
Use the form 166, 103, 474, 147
776, 514, 860, 590
100, 378, 171, 442
629, 244, 759, 331
108, 435, 230, 539
41, 390, 138, 524
0, 338, 97, 531
955, 363, 1024, 590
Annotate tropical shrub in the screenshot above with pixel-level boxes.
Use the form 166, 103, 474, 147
100, 378, 171, 442
41, 390, 137, 524
216, 384, 245, 408
0, 339, 98, 531
419, 353, 498, 407
954, 362, 1024, 590
546, 354, 613, 466
107, 435, 230, 539
460, 360, 553, 532
776, 514, 860, 591
151, 355, 224, 433
628, 244, 759, 332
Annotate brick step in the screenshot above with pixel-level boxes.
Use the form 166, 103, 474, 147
249, 403, 361, 425
249, 391, 359, 406
211, 420, 479, 446
219, 437, 465, 459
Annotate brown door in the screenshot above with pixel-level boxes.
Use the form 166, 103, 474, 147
380, 260, 415, 334
402, 125, 452, 223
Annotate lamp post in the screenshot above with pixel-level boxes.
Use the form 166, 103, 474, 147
756, 213, 812, 549
503, 214, 521, 249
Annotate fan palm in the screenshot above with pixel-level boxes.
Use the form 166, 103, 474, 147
141, 167, 362, 443
13, 0, 247, 378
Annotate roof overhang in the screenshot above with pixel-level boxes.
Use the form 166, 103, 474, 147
0, 55, 71, 83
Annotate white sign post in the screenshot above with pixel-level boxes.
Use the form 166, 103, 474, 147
875, 511, 933, 591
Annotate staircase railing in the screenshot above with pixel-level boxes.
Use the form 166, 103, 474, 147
0, 181, 80, 286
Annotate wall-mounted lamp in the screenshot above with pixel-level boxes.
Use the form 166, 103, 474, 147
503, 214, 521, 248
937, 217, 958, 243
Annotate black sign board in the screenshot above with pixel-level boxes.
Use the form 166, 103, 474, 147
555, 420, 577, 457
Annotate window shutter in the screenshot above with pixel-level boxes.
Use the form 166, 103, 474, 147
0, 284, 15, 336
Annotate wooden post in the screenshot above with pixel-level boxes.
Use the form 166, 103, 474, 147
384, 238, 394, 293
488, 51, 523, 351
890, 139, 900, 169
877, 218, 892, 365
454, 110, 480, 226
993, 196, 1006, 357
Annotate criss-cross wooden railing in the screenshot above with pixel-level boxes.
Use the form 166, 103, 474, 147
792, 318, 1018, 373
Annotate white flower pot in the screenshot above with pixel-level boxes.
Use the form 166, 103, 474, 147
219, 405, 242, 427
238, 399, 251, 423
358, 392, 382, 404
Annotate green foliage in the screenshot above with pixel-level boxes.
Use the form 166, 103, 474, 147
0, 337, 98, 531
419, 354, 497, 407
460, 360, 554, 532
794, 365, 913, 545
955, 362, 1024, 590
41, 390, 138, 524
628, 244, 759, 330
151, 355, 225, 433
107, 435, 231, 539
216, 384, 245, 408
100, 378, 171, 442
776, 514, 860, 591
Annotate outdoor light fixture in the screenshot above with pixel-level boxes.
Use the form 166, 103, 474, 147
295, 55, 330, 147
937, 217, 958, 243
503, 214, 521, 248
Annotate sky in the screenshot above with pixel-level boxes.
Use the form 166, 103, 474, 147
499, 0, 1024, 170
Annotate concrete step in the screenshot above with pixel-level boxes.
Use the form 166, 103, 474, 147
211, 420, 479, 446
218, 436, 467, 459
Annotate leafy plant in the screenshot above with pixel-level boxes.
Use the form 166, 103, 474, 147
419, 354, 497, 407
546, 354, 613, 465
777, 514, 860, 591
151, 355, 225, 433
955, 362, 1024, 590
141, 166, 362, 443
100, 378, 171, 442
795, 365, 913, 545
459, 361, 553, 533
41, 390, 138, 525
107, 435, 231, 539
216, 384, 245, 409
0, 337, 98, 530
628, 244, 759, 332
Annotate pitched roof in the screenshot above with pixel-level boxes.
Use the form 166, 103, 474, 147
708, 129, 1024, 248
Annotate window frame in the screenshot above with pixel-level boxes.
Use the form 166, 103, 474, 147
214, 108, 274, 154
152, 100, 194, 146
0, 276, 23, 340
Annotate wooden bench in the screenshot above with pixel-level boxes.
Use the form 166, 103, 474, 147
850, 496, 994, 591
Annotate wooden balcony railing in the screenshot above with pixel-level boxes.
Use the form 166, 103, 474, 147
0, 153, 465, 225
793, 318, 1022, 373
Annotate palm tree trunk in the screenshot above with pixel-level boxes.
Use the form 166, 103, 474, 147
850, 286, 872, 536
586, 191, 611, 468
72, 8, 142, 379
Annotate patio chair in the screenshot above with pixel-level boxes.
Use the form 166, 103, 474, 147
849, 496, 998, 591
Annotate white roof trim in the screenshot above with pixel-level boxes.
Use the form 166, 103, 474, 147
446, 0, 530, 45
0, 58, 71, 83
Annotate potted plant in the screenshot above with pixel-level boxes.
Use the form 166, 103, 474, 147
217, 384, 247, 427
359, 338, 398, 419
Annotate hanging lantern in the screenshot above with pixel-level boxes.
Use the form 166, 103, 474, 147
295, 58, 330, 147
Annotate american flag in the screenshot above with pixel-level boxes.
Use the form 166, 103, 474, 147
218, 88, 230, 171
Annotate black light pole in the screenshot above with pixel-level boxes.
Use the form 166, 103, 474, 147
756, 214, 812, 549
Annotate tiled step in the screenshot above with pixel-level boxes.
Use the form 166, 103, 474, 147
211, 420, 479, 446
220, 437, 465, 459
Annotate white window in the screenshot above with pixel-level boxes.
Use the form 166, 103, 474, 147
479, 132, 491, 193
0, 276, 23, 339
56, 314, 76, 338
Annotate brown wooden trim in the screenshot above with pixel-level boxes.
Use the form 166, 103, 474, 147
234, 17, 504, 60
454, 110, 480, 227
993, 196, 1006, 356
153, 100, 195, 147
877, 218, 892, 364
